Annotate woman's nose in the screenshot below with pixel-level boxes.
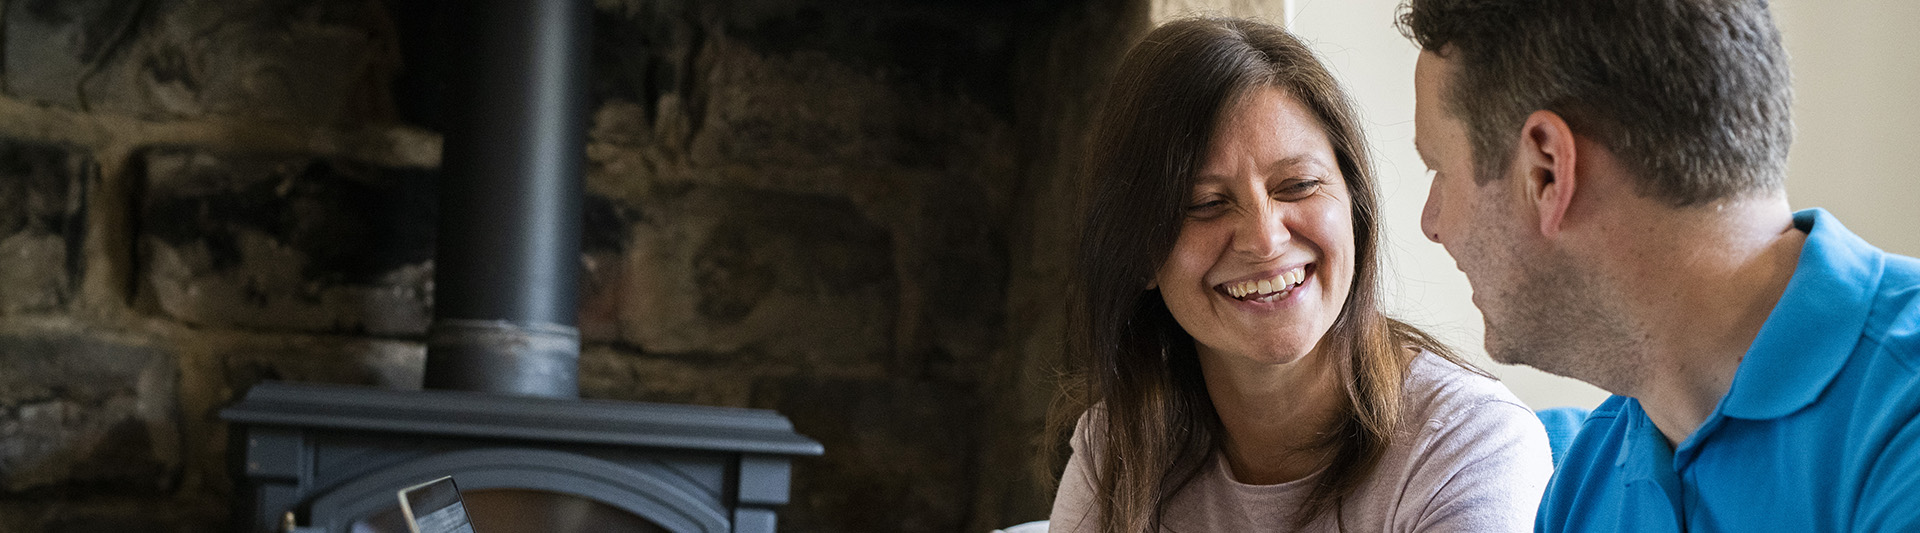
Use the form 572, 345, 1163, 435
1232, 204, 1289, 259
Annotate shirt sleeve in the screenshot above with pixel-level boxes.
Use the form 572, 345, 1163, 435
1049, 411, 1100, 533
1402, 399, 1556, 533
1857, 407, 1920, 532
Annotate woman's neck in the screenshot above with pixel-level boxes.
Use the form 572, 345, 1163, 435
1198, 343, 1348, 485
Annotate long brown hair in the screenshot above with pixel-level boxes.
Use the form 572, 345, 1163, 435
1056, 17, 1476, 532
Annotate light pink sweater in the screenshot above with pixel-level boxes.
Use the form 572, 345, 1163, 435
1050, 353, 1554, 532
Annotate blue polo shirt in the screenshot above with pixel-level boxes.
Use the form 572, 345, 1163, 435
1537, 209, 1920, 532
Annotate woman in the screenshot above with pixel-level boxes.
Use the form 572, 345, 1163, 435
1050, 17, 1552, 532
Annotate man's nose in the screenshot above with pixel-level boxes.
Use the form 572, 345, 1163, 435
1421, 179, 1443, 244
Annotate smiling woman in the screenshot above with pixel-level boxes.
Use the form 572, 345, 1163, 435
1050, 17, 1554, 532
1157, 88, 1356, 374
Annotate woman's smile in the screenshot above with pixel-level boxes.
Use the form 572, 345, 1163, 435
1217, 263, 1313, 303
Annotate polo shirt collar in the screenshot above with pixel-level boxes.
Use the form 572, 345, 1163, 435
1614, 399, 1687, 530
1719, 208, 1883, 420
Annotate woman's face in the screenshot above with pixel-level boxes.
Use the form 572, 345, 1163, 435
1155, 86, 1355, 367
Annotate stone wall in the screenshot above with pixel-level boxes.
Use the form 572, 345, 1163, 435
0, 0, 1147, 531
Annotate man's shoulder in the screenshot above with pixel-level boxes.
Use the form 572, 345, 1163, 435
1534, 396, 1639, 531
1544, 396, 1634, 471
1587, 395, 1631, 419
1867, 251, 1920, 368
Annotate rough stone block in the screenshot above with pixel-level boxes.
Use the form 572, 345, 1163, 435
171, 333, 423, 501
588, 0, 1024, 173
703, 0, 1017, 113
203, 336, 426, 397
0, 140, 91, 314
0, 331, 178, 496
19, 0, 398, 123
0, 496, 226, 533
753, 377, 981, 533
605, 186, 895, 371
689, 37, 1016, 178
913, 178, 1009, 380
1, 0, 144, 108
579, 193, 642, 343
587, 2, 700, 146
138, 148, 434, 335
577, 345, 752, 408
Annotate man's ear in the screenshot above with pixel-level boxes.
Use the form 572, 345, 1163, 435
1517, 110, 1579, 238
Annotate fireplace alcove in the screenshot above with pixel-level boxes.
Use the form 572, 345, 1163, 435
223, 382, 823, 533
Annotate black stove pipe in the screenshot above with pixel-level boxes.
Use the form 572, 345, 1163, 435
424, 0, 590, 398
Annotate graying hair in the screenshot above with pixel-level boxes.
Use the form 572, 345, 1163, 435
1398, 0, 1793, 207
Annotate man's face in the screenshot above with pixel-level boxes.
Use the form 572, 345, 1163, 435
1414, 51, 1522, 361
1413, 51, 1632, 381
1413, 52, 1490, 266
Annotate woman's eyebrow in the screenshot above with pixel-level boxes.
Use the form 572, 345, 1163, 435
1265, 154, 1329, 175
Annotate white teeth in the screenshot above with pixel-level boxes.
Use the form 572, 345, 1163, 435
1223, 266, 1309, 300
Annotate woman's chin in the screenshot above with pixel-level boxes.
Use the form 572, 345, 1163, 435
1247, 348, 1314, 366
1207, 341, 1319, 368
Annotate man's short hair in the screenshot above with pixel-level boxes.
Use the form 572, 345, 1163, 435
1398, 0, 1792, 206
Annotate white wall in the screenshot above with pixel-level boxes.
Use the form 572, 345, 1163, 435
1774, 1, 1920, 258
1282, 0, 1918, 410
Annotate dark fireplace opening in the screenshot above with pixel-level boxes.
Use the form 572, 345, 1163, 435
422, 490, 667, 533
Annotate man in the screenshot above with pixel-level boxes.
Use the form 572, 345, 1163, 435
1398, 1, 1920, 531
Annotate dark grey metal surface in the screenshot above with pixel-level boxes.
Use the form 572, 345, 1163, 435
425, 0, 590, 398
425, 319, 582, 399
223, 382, 825, 456
223, 382, 822, 533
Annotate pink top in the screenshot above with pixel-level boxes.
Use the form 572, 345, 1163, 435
1050, 353, 1554, 532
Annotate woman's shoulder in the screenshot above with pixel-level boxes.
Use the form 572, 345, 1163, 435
1400, 351, 1542, 437
1378, 357, 1554, 531
1067, 403, 1109, 454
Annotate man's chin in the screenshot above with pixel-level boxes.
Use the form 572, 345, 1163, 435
1485, 347, 1526, 367
1483, 337, 1538, 369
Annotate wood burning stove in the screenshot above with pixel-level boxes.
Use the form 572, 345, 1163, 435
223, 383, 820, 532
223, 0, 822, 530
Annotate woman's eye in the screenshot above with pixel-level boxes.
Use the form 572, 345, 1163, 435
1185, 199, 1228, 216
1275, 179, 1322, 200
